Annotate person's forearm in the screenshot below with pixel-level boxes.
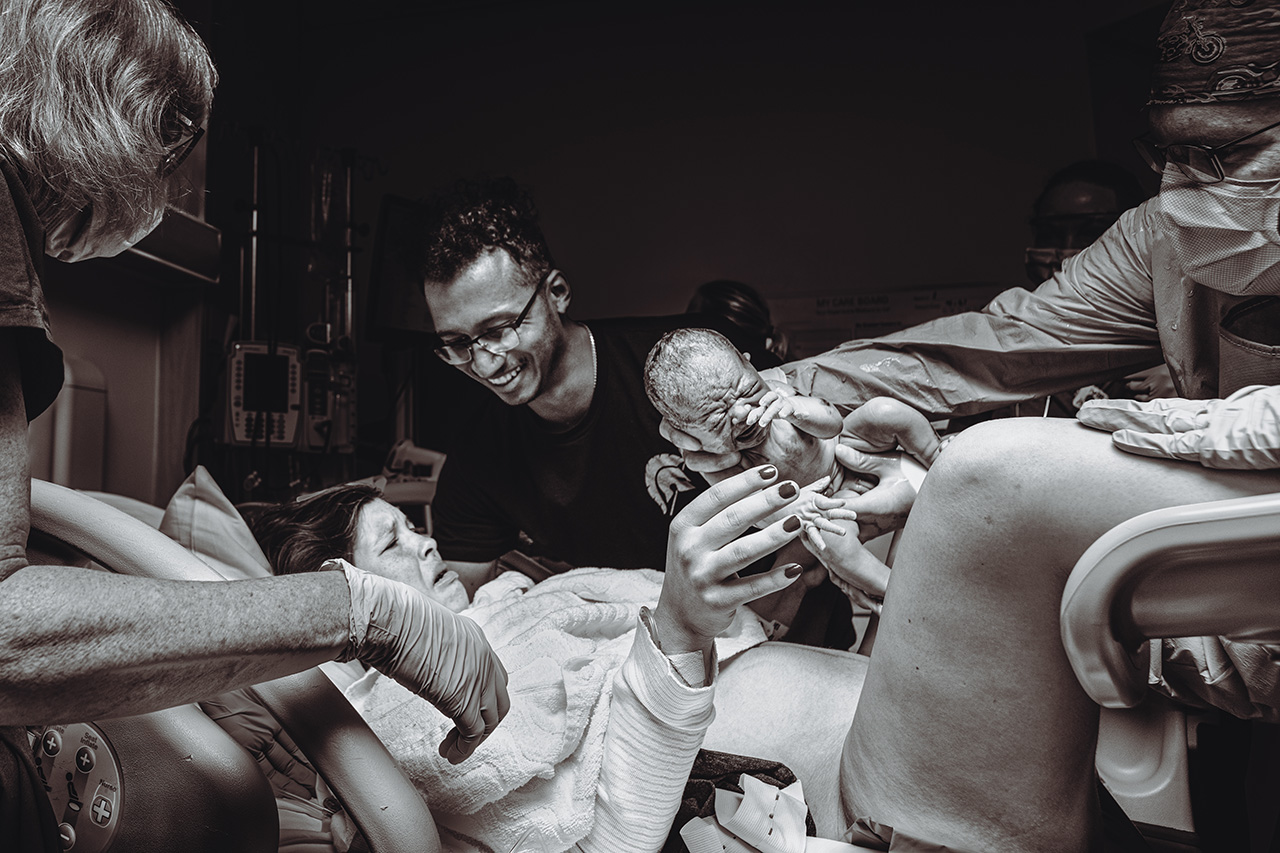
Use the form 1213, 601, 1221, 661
785, 260, 1163, 419
578, 615, 716, 853
787, 317, 1158, 418
0, 565, 350, 723
0, 341, 32, 583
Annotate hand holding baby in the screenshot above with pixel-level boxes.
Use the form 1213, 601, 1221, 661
798, 398, 945, 609
653, 465, 811, 655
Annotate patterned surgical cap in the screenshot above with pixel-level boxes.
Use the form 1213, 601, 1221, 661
1150, 0, 1280, 105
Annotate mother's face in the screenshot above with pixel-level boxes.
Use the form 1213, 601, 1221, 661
351, 499, 470, 612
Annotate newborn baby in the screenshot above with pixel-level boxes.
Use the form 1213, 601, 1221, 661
643, 327, 849, 548
645, 329, 943, 619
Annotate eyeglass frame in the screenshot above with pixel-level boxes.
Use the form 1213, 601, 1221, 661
159, 111, 205, 178
1133, 115, 1280, 184
432, 268, 554, 365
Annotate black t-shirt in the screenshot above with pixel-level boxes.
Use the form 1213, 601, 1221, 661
0, 157, 63, 422
432, 313, 743, 570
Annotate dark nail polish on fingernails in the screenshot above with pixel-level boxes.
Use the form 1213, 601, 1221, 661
778, 481, 797, 499
759, 465, 777, 480
783, 515, 801, 532
783, 563, 803, 578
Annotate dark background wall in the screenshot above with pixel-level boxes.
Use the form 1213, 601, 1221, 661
205, 0, 1164, 307
171, 0, 1169, 486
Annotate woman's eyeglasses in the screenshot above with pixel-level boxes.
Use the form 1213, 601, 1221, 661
159, 111, 205, 177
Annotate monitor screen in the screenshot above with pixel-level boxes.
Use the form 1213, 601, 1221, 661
242, 352, 290, 413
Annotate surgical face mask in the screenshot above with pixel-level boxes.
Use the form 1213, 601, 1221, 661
1024, 246, 1082, 284
1159, 163, 1280, 295
43, 203, 163, 263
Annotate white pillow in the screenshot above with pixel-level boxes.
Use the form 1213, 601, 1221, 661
159, 466, 272, 580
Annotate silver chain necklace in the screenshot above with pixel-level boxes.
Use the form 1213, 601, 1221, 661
587, 326, 597, 389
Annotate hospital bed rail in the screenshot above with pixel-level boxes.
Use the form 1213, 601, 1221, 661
29, 478, 443, 853
1061, 489, 1280, 849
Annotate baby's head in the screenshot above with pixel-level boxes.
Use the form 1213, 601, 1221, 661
644, 328, 769, 454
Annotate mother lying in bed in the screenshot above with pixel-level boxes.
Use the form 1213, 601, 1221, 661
207, 462, 870, 852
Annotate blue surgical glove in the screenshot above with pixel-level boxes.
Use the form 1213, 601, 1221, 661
1077, 384, 1280, 470
333, 560, 510, 763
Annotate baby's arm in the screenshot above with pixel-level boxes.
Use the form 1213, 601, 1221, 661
743, 373, 843, 440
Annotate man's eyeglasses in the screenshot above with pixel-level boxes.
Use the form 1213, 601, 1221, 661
433, 269, 553, 365
159, 111, 204, 178
1133, 116, 1280, 184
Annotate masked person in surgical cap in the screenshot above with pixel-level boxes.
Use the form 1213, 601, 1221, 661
1027, 160, 1177, 408
659, 2, 1280, 849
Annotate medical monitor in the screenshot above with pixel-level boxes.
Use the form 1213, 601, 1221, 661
241, 352, 291, 413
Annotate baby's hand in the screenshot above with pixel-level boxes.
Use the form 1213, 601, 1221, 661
777, 475, 860, 554
743, 387, 843, 439
743, 388, 797, 430
799, 495, 890, 613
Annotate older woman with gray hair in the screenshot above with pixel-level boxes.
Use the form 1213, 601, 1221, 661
0, 4, 511, 848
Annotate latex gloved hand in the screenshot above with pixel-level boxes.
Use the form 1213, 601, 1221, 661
332, 559, 510, 763
200, 687, 317, 800
1123, 363, 1177, 402
834, 398, 941, 541
1077, 384, 1280, 470
832, 444, 919, 538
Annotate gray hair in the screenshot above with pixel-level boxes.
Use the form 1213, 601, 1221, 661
0, 0, 216, 232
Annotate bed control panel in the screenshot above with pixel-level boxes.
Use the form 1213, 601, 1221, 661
27, 722, 122, 852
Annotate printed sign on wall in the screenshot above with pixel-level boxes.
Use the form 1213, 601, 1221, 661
770, 282, 1009, 359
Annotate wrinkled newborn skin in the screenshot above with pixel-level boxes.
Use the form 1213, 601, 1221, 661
668, 349, 834, 489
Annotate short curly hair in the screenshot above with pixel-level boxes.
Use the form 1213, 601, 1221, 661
418, 176, 554, 289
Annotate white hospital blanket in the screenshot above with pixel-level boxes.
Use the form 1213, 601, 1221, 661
344, 567, 767, 852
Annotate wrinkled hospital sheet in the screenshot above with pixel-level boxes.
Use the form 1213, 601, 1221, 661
344, 567, 768, 852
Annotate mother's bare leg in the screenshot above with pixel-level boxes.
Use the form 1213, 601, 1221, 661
841, 418, 1280, 852
707, 643, 868, 837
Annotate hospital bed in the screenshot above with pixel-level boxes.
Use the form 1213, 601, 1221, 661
25, 477, 1278, 851
1062, 491, 1280, 851
28, 479, 441, 853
